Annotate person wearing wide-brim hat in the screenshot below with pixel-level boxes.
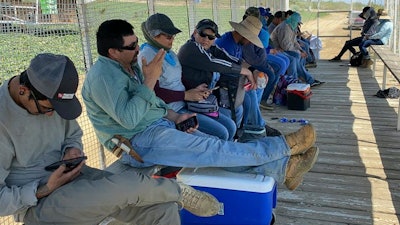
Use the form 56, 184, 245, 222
359, 9, 393, 68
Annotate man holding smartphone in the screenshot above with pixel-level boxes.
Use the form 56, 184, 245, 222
0, 53, 220, 225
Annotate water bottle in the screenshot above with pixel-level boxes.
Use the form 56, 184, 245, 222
257, 72, 267, 89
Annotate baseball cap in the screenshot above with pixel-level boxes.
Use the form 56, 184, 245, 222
144, 13, 181, 36
27, 53, 82, 120
259, 7, 272, 17
196, 19, 221, 38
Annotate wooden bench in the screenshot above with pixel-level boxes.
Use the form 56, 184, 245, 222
370, 45, 400, 130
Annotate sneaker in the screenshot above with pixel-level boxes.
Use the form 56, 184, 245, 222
178, 182, 220, 217
310, 79, 325, 87
259, 100, 274, 110
285, 146, 319, 190
305, 62, 317, 68
329, 56, 341, 62
265, 124, 282, 136
284, 124, 316, 155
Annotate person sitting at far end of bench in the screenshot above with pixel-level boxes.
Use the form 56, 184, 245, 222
359, 9, 393, 68
82, 19, 320, 192
0, 53, 220, 225
329, 6, 379, 62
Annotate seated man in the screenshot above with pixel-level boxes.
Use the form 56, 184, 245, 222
329, 6, 379, 62
270, 11, 323, 87
359, 9, 393, 68
82, 19, 319, 191
0, 53, 220, 225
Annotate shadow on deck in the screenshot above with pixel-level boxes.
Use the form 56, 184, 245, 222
263, 59, 400, 225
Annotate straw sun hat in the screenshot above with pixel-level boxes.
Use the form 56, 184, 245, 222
229, 16, 263, 48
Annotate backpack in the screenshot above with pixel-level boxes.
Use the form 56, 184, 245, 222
350, 52, 364, 67
273, 74, 300, 106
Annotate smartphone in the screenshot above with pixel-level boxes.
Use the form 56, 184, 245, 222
45, 156, 87, 172
176, 116, 198, 131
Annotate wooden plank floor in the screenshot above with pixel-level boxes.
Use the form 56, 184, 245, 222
264, 59, 400, 225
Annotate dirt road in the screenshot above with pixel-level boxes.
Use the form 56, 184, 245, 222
301, 12, 360, 60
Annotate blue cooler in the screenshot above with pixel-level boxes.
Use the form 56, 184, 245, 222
177, 167, 277, 225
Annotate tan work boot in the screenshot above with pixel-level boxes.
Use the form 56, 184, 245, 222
285, 146, 319, 190
284, 124, 316, 155
361, 59, 373, 68
178, 182, 220, 217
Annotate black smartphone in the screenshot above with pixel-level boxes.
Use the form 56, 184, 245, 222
176, 116, 198, 131
45, 156, 87, 172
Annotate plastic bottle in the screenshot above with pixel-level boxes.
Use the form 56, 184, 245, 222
257, 72, 267, 89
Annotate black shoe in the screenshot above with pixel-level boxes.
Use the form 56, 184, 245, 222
310, 79, 325, 87
329, 57, 341, 62
305, 62, 317, 68
265, 125, 282, 136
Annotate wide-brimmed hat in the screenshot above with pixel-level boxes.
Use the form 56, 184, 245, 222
27, 53, 82, 120
378, 9, 391, 19
229, 16, 263, 48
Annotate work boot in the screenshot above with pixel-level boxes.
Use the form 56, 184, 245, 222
284, 124, 316, 155
178, 182, 220, 217
285, 146, 319, 190
361, 58, 373, 68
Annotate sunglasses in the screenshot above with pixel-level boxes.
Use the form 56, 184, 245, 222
119, 39, 138, 51
198, 30, 216, 40
30, 91, 55, 114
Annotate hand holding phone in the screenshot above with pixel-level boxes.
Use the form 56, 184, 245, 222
45, 156, 87, 172
176, 116, 198, 131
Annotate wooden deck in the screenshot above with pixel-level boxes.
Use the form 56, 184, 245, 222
265, 59, 400, 225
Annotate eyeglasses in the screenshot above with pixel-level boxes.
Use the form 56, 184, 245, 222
198, 30, 216, 40
30, 91, 55, 114
119, 39, 138, 51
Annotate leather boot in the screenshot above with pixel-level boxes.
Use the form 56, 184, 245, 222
285, 146, 319, 190
284, 124, 316, 155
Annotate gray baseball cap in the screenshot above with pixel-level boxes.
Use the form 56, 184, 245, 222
196, 19, 221, 38
144, 13, 181, 36
27, 53, 82, 120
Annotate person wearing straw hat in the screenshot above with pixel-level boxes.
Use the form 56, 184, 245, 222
359, 9, 393, 68
215, 15, 274, 141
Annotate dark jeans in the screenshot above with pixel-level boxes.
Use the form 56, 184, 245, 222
359, 39, 383, 59
336, 36, 363, 59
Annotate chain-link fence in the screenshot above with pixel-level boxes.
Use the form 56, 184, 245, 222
1, 0, 397, 224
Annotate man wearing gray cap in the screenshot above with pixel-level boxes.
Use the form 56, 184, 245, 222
0, 53, 220, 225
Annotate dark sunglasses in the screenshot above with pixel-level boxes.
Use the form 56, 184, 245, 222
30, 91, 55, 114
119, 39, 138, 51
198, 30, 216, 40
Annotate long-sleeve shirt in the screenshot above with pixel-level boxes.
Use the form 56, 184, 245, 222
81, 56, 169, 151
0, 80, 83, 221
270, 22, 302, 54
368, 19, 393, 45
178, 38, 242, 90
138, 44, 186, 112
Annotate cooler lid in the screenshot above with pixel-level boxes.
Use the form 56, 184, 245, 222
287, 83, 310, 91
176, 167, 275, 193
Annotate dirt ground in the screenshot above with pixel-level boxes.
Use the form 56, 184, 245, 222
301, 12, 360, 60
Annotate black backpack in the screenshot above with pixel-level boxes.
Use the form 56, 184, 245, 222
350, 52, 364, 67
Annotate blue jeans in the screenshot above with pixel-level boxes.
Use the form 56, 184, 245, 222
262, 53, 290, 101
359, 39, 383, 59
219, 106, 243, 129
123, 118, 291, 183
178, 108, 237, 141
243, 90, 266, 127
285, 51, 315, 84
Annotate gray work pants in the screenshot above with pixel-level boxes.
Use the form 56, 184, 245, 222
23, 166, 181, 225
